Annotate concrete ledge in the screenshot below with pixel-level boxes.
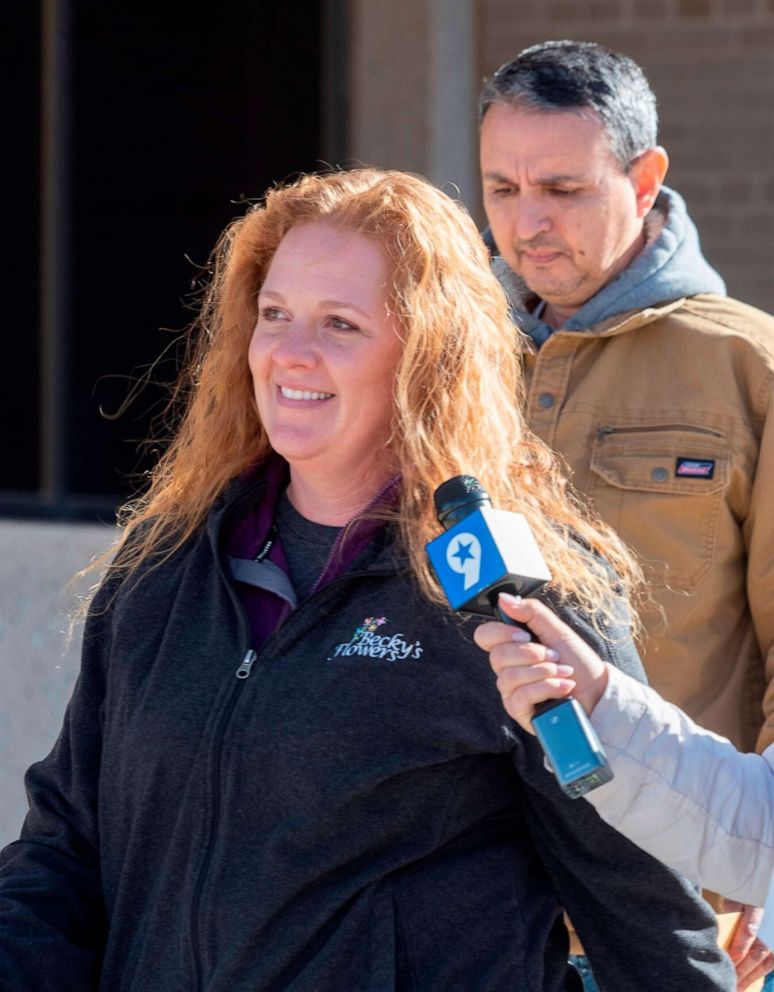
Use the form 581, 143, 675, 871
0, 519, 114, 845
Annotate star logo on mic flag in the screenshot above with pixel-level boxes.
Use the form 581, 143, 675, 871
453, 540, 475, 565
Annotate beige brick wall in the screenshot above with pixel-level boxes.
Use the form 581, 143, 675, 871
348, 0, 479, 211
480, 0, 774, 311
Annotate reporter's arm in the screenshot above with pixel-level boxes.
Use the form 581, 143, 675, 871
476, 594, 774, 908
506, 595, 735, 991
588, 663, 774, 908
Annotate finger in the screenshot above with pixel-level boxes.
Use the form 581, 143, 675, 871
474, 618, 533, 652
494, 657, 575, 696
495, 593, 583, 651
488, 638, 565, 676
738, 965, 773, 991
727, 906, 764, 962
734, 944, 774, 987
498, 678, 577, 734
737, 962, 774, 989
475, 596, 584, 656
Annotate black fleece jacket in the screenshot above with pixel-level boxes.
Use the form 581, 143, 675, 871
0, 472, 734, 991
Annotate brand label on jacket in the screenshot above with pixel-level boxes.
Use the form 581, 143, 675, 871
675, 457, 715, 479
327, 616, 424, 662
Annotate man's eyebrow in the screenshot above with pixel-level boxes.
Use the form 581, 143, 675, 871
482, 171, 584, 186
482, 171, 514, 184
535, 173, 583, 186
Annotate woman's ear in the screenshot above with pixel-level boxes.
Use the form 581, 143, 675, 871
630, 146, 669, 217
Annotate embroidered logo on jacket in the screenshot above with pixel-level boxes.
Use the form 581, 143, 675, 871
327, 616, 424, 662
675, 457, 715, 479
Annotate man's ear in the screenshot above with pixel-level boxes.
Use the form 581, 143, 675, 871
630, 146, 669, 217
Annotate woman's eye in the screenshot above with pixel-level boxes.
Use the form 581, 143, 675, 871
261, 306, 286, 321
329, 316, 358, 332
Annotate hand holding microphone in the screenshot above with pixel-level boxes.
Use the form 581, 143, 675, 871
426, 475, 612, 798
474, 593, 610, 734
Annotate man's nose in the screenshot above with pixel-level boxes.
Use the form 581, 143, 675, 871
513, 194, 552, 244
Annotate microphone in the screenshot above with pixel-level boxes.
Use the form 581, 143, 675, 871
430, 475, 551, 617
426, 475, 613, 799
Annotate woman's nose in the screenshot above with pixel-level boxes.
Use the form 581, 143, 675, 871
272, 321, 318, 368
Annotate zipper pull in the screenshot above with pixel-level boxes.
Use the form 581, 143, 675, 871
253, 523, 278, 563
235, 649, 257, 680
596, 425, 613, 440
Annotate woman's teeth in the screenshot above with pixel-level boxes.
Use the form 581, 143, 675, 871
280, 387, 333, 401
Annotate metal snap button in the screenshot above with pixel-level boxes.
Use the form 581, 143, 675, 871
651, 466, 669, 482
538, 392, 555, 409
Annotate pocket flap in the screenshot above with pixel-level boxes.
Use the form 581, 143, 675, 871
591, 436, 727, 496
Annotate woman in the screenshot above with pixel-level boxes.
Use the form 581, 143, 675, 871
0, 169, 733, 991
477, 592, 774, 988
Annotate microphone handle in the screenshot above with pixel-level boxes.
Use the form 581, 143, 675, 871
492, 587, 614, 798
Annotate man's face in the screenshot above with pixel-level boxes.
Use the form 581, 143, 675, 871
480, 103, 651, 319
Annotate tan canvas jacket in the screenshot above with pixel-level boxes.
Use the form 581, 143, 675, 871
522, 293, 774, 753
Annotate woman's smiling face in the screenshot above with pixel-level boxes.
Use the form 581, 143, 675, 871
249, 221, 403, 489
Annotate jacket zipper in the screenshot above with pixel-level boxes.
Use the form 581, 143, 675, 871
187, 562, 394, 989
235, 648, 257, 679
597, 423, 724, 440
189, 648, 256, 990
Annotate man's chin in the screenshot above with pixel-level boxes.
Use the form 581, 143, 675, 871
516, 270, 590, 309
524, 284, 582, 306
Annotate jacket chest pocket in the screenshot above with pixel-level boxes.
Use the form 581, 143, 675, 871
588, 425, 729, 591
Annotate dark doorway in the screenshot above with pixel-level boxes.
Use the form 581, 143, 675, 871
2, 0, 337, 518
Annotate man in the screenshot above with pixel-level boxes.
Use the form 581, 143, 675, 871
478, 40, 774, 991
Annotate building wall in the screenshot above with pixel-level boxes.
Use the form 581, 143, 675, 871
481, 0, 774, 311
0, 521, 112, 845
348, 0, 774, 313
348, 0, 480, 214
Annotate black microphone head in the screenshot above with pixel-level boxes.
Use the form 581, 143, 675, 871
434, 475, 493, 530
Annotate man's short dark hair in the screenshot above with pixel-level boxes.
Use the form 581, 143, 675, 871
479, 40, 658, 170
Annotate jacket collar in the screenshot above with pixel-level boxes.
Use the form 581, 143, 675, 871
208, 454, 405, 578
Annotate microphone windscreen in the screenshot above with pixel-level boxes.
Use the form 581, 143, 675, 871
434, 475, 492, 530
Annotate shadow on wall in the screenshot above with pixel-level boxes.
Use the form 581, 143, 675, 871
0, 519, 114, 845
